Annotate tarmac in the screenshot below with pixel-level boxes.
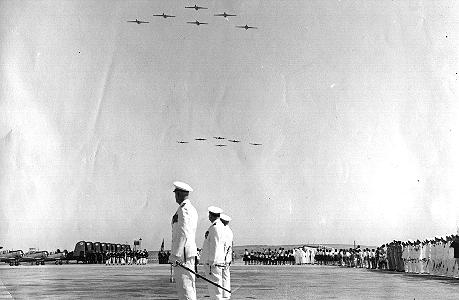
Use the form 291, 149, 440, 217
1, 262, 459, 299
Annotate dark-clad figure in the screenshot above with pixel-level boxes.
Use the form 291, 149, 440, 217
169, 181, 198, 300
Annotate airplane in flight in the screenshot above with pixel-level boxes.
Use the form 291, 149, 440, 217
249, 142, 262, 146
177, 141, 189, 144
21, 250, 49, 265
127, 19, 150, 24
213, 136, 225, 140
215, 144, 227, 147
0, 250, 23, 266
214, 12, 237, 18
228, 139, 241, 143
236, 24, 258, 30
185, 5, 208, 10
187, 20, 208, 26
195, 138, 207, 141
153, 13, 176, 18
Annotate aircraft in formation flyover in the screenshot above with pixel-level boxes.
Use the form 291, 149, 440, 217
187, 20, 208, 26
127, 5, 257, 29
214, 12, 237, 18
176, 137, 262, 147
236, 24, 258, 30
153, 13, 176, 18
185, 5, 208, 11
127, 19, 150, 24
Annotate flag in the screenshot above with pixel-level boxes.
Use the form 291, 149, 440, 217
160, 238, 165, 252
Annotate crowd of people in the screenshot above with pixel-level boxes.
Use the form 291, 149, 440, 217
384, 235, 459, 277
239, 234, 459, 279
242, 247, 315, 265
105, 249, 149, 265
158, 250, 171, 264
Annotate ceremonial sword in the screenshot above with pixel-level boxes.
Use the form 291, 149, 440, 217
175, 261, 231, 294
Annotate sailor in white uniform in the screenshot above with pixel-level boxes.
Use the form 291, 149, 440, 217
169, 181, 198, 300
220, 214, 234, 299
201, 206, 226, 300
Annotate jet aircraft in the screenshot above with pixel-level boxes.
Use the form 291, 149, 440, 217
195, 138, 207, 141
214, 12, 237, 18
153, 13, 176, 18
185, 5, 208, 10
127, 19, 150, 24
213, 136, 225, 140
236, 24, 258, 30
249, 142, 262, 146
187, 20, 208, 26
228, 139, 241, 143
0, 250, 23, 266
177, 141, 189, 144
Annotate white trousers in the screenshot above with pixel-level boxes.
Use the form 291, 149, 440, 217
206, 264, 224, 300
222, 264, 231, 299
174, 258, 196, 300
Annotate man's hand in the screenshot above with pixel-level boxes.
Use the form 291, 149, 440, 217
169, 255, 182, 266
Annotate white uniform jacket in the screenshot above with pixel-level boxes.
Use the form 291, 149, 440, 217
224, 226, 234, 264
171, 199, 198, 261
201, 219, 226, 265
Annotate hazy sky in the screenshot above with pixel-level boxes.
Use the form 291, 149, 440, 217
1, 0, 459, 251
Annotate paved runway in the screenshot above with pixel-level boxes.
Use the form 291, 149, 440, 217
1, 263, 459, 299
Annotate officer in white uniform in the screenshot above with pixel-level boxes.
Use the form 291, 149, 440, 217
169, 181, 198, 300
201, 206, 226, 300
220, 214, 234, 299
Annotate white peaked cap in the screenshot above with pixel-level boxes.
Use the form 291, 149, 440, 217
220, 214, 232, 222
208, 206, 223, 214
173, 181, 193, 192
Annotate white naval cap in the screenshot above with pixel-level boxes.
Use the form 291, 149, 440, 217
220, 214, 232, 222
173, 181, 193, 192
208, 206, 223, 214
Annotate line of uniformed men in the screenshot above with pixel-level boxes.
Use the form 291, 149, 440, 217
105, 249, 149, 265
169, 181, 234, 300
383, 235, 459, 278
243, 247, 316, 265
315, 247, 380, 269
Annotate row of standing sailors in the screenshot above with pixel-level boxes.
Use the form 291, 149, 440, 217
385, 236, 459, 278
314, 248, 382, 269
105, 250, 149, 265
243, 247, 316, 265
312, 235, 459, 279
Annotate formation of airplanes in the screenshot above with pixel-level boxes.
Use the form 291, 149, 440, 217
127, 4, 258, 30
176, 137, 262, 147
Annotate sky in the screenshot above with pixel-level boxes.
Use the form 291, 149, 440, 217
1, 0, 459, 252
